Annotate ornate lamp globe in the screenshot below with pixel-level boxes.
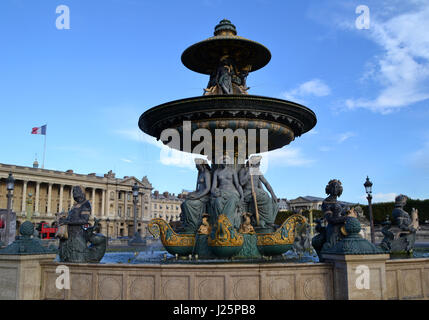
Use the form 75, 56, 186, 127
364, 176, 373, 195
132, 183, 140, 198
6, 172, 15, 191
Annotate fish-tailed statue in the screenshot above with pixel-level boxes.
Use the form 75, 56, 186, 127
210, 155, 244, 230
57, 186, 107, 263
239, 155, 279, 231
180, 159, 212, 233
380, 194, 419, 254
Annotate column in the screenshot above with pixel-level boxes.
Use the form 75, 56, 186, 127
21, 180, 28, 214
101, 189, 106, 217
124, 191, 128, 218
91, 188, 96, 216
35, 182, 40, 216
47, 183, 52, 216
59, 184, 64, 212
115, 191, 119, 218
70, 186, 74, 209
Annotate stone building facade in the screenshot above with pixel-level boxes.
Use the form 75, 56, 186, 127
0, 163, 183, 238
150, 191, 184, 223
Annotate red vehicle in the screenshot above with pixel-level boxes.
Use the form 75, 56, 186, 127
40, 223, 58, 240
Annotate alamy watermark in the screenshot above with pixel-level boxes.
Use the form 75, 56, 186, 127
159, 121, 270, 172
355, 5, 370, 30
56, 265, 70, 290
56, 5, 70, 30
355, 264, 370, 290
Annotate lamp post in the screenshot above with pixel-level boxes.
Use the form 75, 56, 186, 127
364, 176, 375, 244
129, 183, 144, 245
5, 172, 15, 246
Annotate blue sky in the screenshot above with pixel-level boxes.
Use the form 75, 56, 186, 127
0, 0, 428, 204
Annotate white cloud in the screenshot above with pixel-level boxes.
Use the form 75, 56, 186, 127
282, 79, 331, 102
115, 128, 205, 170
345, 3, 429, 113
121, 158, 133, 163
337, 131, 356, 143
115, 129, 164, 148
259, 147, 315, 172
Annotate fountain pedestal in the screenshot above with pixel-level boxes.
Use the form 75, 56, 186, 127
322, 253, 390, 300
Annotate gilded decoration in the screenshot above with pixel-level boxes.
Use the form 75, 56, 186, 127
148, 218, 195, 247
257, 214, 307, 246
208, 214, 244, 247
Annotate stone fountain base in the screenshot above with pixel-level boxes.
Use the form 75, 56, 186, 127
1, 253, 428, 300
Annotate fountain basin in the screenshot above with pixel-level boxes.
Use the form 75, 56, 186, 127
139, 95, 317, 157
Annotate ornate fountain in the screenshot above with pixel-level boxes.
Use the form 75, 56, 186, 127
140, 19, 317, 259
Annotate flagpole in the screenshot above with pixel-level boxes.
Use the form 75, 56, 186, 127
42, 134, 46, 169
42, 125, 47, 169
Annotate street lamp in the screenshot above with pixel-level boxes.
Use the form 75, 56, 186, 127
364, 176, 375, 243
5, 172, 15, 246
129, 183, 144, 245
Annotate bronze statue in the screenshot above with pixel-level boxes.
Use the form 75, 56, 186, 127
380, 194, 419, 254
312, 179, 347, 259
216, 56, 234, 94
57, 186, 106, 263
197, 214, 211, 235
210, 155, 243, 229
239, 155, 278, 230
180, 159, 212, 233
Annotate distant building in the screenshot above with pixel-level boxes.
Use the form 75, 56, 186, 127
0, 162, 182, 238
288, 196, 356, 212
277, 198, 289, 211
150, 191, 184, 223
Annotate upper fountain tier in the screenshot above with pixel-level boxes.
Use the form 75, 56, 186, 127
182, 19, 271, 95
182, 19, 271, 74
139, 19, 317, 162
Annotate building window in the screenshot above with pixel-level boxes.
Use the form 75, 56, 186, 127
127, 193, 131, 201
127, 207, 131, 217
118, 192, 122, 200
118, 207, 122, 217
154, 204, 157, 209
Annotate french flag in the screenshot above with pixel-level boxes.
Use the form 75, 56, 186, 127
31, 125, 47, 135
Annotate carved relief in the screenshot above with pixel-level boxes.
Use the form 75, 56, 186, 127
303, 277, 328, 300
98, 276, 122, 300
402, 269, 423, 299
232, 278, 259, 300
162, 277, 189, 300
71, 273, 92, 300
268, 276, 294, 300
198, 278, 225, 300
129, 276, 155, 300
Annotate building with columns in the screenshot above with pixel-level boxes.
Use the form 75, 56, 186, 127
0, 162, 183, 238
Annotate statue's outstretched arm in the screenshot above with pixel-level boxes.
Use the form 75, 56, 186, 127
260, 175, 277, 201
239, 168, 249, 186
